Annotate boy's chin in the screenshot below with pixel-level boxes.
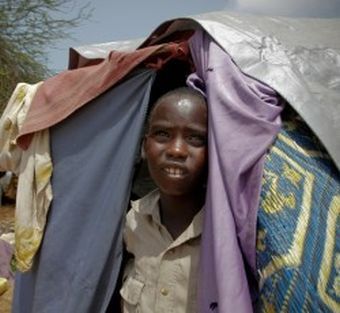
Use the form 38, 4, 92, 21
159, 185, 202, 198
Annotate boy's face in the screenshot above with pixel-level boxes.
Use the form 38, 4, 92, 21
144, 95, 207, 196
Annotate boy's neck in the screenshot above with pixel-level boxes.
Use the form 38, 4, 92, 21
159, 190, 205, 240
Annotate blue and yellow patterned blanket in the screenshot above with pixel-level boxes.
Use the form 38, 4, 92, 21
257, 116, 340, 312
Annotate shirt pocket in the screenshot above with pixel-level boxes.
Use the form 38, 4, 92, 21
120, 275, 145, 312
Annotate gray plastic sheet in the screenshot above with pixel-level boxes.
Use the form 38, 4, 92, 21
71, 12, 340, 170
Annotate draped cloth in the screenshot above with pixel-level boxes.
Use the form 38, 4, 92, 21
257, 117, 340, 312
11, 39, 189, 313
187, 30, 284, 312
12, 70, 156, 313
17, 42, 189, 150
0, 82, 52, 272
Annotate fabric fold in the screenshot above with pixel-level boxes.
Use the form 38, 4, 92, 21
17, 42, 190, 150
13, 69, 156, 313
187, 30, 284, 312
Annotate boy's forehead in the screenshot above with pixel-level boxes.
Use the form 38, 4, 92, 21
158, 97, 192, 114
151, 94, 206, 118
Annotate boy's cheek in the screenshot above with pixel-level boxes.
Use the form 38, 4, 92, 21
144, 144, 164, 161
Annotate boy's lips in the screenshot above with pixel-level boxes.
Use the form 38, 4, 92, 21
161, 164, 187, 178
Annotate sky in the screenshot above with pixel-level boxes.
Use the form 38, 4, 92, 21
48, 0, 340, 72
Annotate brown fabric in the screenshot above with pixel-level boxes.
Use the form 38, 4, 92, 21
17, 42, 190, 150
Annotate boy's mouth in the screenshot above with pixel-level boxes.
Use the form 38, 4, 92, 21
163, 166, 186, 178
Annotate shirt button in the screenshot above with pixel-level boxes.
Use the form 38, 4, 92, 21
160, 288, 169, 296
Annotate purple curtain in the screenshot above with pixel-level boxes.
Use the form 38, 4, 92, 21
187, 30, 284, 312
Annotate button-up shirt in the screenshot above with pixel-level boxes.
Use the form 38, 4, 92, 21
120, 189, 202, 313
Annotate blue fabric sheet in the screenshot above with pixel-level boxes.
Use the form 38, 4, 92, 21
13, 69, 155, 313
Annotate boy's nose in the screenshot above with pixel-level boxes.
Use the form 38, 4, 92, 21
166, 138, 188, 160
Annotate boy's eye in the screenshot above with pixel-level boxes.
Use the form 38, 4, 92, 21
153, 130, 170, 141
187, 134, 207, 146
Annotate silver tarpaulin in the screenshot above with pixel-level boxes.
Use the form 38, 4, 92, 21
70, 11, 340, 170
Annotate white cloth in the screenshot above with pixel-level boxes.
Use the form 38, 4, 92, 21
0, 82, 53, 272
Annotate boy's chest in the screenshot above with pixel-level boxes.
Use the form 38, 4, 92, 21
124, 217, 201, 312
131, 218, 201, 282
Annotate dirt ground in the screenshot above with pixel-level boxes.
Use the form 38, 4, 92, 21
0, 204, 15, 313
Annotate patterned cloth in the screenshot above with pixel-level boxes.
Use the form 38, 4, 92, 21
257, 114, 340, 312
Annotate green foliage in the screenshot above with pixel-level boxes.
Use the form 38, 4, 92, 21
0, 0, 92, 113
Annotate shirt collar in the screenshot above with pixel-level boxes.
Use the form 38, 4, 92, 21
131, 189, 203, 243
131, 188, 160, 216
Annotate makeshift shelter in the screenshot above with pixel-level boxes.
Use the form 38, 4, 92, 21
0, 10, 339, 313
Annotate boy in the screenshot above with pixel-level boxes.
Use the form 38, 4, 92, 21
120, 87, 208, 312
